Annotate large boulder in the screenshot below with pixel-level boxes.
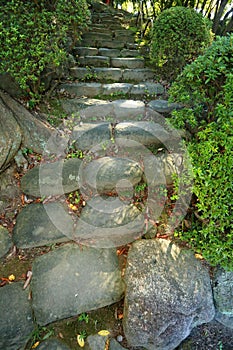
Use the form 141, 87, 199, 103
0, 96, 22, 171
213, 267, 233, 329
0, 282, 34, 350
31, 243, 124, 325
123, 239, 215, 350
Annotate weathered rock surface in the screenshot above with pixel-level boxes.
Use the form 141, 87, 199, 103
123, 239, 215, 350
213, 267, 233, 328
20, 158, 82, 197
0, 90, 53, 154
74, 197, 144, 248
82, 156, 143, 194
0, 95, 22, 171
31, 243, 124, 325
13, 202, 72, 248
0, 225, 12, 258
37, 338, 71, 350
0, 282, 34, 350
148, 100, 182, 114
71, 122, 111, 150
114, 121, 170, 147
87, 334, 127, 350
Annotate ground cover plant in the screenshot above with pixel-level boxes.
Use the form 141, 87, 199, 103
169, 34, 233, 270
0, 0, 90, 105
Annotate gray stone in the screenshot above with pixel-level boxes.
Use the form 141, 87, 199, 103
82, 156, 143, 193
20, 158, 82, 197
0, 282, 34, 350
0, 91, 53, 154
120, 49, 140, 57
71, 122, 111, 150
123, 239, 215, 350
0, 95, 22, 171
59, 83, 102, 98
111, 58, 144, 69
215, 311, 233, 329
83, 32, 112, 41
213, 267, 233, 315
112, 100, 145, 121
122, 69, 156, 82
0, 225, 12, 258
99, 48, 121, 57
78, 55, 110, 67
74, 196, 144, 248
99, 40, 125, 49
130, 82, 164, 96
37, 338, 71, 350
148, 100, 182, 114
79, 104, 114, 121
13, 202, 72, 248
87, 335, 127, 350
92, 68, 123, 82
74, 46, 98, 56
0, 73, 24, 97
31, 243, 124, 325
114, 121, 170, 147
102, 83, 132, 96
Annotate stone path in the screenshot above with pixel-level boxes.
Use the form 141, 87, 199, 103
1, 2, 233, 350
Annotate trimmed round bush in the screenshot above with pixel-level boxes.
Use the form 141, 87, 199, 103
169, 35, 233, 270
150, 6, 213, 79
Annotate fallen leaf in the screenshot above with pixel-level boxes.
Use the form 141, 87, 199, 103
8, 274, 16, 281
77, 334, 85, 347
32, 341, 40, 348
98, 330, 110, 336
23, 270, 32, 289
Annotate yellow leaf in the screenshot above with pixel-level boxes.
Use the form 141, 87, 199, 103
98, 330, 110, 336
8, 274, 15, 281
77, 334, 85, 347
32, 341, 40, 349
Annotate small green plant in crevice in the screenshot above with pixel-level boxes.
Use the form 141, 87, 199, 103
78, 312, 89, 324
68, 191, 81, 206
27, 325, 54, 348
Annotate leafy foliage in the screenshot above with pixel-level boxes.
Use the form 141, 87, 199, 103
149, 6, 213, 79
169, 35, 233, 270
0, 0, 90, 102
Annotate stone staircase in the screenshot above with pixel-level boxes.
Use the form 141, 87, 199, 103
58, 1, 165, 105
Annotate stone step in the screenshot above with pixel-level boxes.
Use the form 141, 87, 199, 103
70, 67, 156, 83
80, 38, 126, 49
77, 55, 110, 67
59, 81, 164, 99
77, 56, 144, 69
74, 46, 140, 58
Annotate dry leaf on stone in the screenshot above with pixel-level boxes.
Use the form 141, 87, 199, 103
77, 334, 85, 347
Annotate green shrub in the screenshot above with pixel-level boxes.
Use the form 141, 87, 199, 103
150, 6, 213, 79
0, 0, 90, 103
169, 35, 233, 270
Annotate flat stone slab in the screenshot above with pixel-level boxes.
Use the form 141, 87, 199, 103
82, 156, 143, 193
148, 99, 182, 113
31, 243, 124, 325
87, 335, 127, 350
59, 82, 102, 98
0, 225, 12, 258
74, 46, 98, 56
112, 100, 145, 120
102, 82, 132, 96
213, 267, 233, 315
74, 197, 145, 248
0, 282, 34, 350
130, 82, 164, 96
71, 122, 111, 150
114, 121, 170, 147
111, 58, 144, 69
37, 339, 71, 350
78, 55, 110, 67
123, 239, 215, 350
122, 68, 156, 82
20, 158, 82, 197
13, 202, 72, 248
